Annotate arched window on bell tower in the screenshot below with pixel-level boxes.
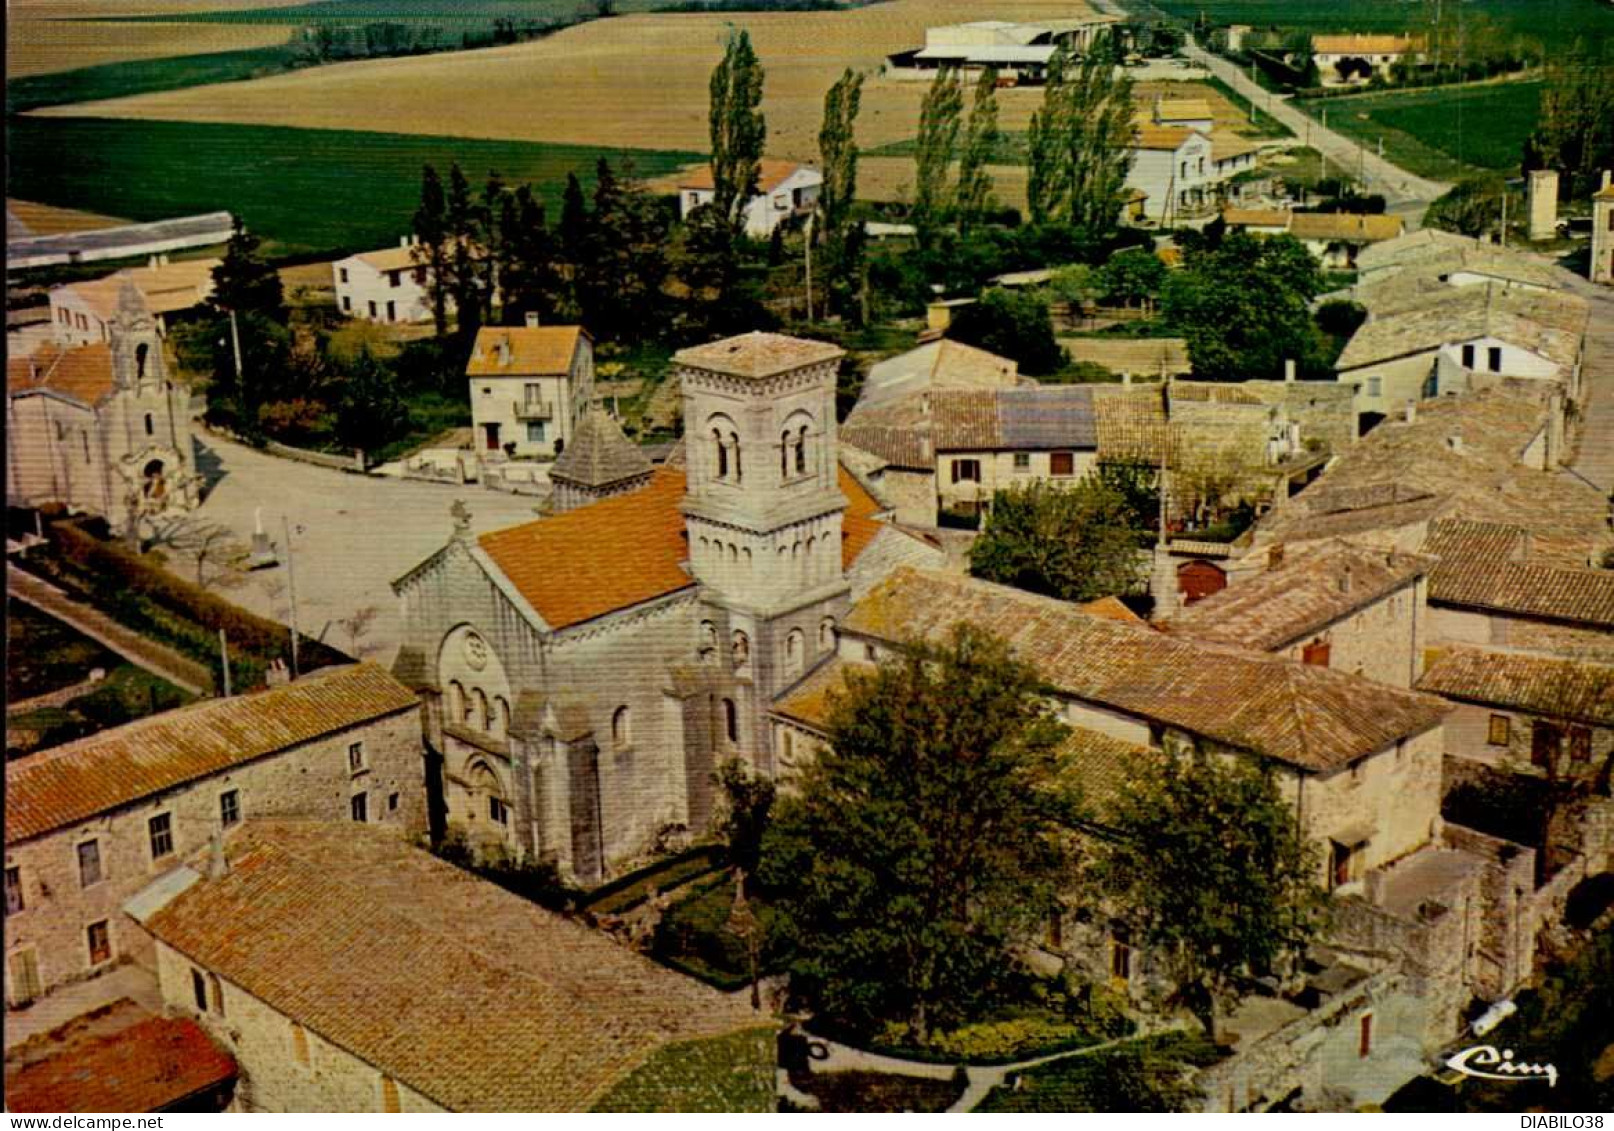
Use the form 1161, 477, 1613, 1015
795, 425, 808, 476
135, 343, 149, 384
730, 431, 743, 483
713, 428, 728, 479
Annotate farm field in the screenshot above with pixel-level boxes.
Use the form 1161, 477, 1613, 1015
26, 0, 1116, 162
7, 18, 292, 79
8, 45, 307, 111
1294, 79, 1542, 180
1146, 0, 1614, 53
5, 116, 702, 259
6, 198, 124, 237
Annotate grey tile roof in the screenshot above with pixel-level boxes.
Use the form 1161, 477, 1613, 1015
550, 408, 653, 489
1417, 646, 1614, 726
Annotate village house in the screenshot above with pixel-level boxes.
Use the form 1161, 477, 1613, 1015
1333, 284, 1587, 434
1126, 125, 1217, 223
1162, 540, 1434, 687
48, 257, 220, 347
332, 237, 439, 323
1221, 207, 1405, 269
883, 13, 1121, 82
391, 332, 944, 884
1592, 172, 1614, 285
6, 285, 199, 532
676, 159, 822, 240
2, 664, 425, 1014
1311, 34, 1423, 86
124, 821, 773, 1112
465, 320, 594, 461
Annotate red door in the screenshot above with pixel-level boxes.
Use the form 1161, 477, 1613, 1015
483, 423, 501, 452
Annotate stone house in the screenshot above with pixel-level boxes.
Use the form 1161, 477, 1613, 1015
466, 320, 593, 461
332, 238, 437, 324
6, 284, 199, 532
1416, 645, 1613, 787
2, 664, 425, 1014
1163, 540, 1434, 688
48, 256, 219, 347
1221, 209, 1404, 269
124, 821, 773, 1112
676, 159, 822, 240
391, 332, 944, 883
1593, 172, 1614, 285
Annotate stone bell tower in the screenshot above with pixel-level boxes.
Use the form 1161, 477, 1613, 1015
109, 278, 165, 393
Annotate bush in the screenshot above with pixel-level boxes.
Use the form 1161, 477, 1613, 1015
917, 1016, 1100, 1063
949, 290, 1066, 377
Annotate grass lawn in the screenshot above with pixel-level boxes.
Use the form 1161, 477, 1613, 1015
5, 116, 702, 260
1147, 0, 1614, 54
1293, 79, 1541, 180
7, 599, 118, 701
591, 1027, 778, 1112
975, 1030, 1224, 1112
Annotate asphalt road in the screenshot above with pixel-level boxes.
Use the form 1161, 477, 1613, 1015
175, 433, 544, 667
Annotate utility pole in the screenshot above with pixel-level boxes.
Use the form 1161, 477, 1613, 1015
282, 515, 300, 679
804, 210, 815, 324
218, 628, 232, 697
227, 308, 244, 385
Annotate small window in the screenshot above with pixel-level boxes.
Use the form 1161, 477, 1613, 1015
1366, 376, 1382, 398
1487, 346, 1502, 372
1110, 930, 1132, 980
527, 422, 547, 443
489, 796, 508, 825
1569, 726, 1591, 764
723, 698, 739, 744
1488, 714, 1511, 746
388, 792, 400, 812
220, 789, 241, 828
351, 792, 368, 823
381, 1075, 401, 1113
292, 1023, 311, 1067
78, 840, 103, 888
339, 267, 349, 284
5, 866, 23, 914
864, 643, 877, 662
1461, 343, 1476, 368
349, 741, 365, 773
143, 412, 154, 436
368, 300, 378, 318
1013, 453, 1031, 471
1050, 451, 1075, 477
612, 705, 632, 749
389, 271, 400, 289
87, 920, 112, 966
342, 295, 352, 312
1359, 1013, 1373, 1059
951, 459, 981, 484
148, 812, 173, 860
1302, 639, 1331, 667
192, 968, 208, 1012
209, 972, 226, 1017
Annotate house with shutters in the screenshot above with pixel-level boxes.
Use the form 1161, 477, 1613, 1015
465, 320, 594, 461
331, 238, 439, 323
676, 159, 823, 239
2, 664, 424, 1015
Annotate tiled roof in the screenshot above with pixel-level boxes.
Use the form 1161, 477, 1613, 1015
129, 822, 764, 1112
1063, 337, 1190, 376
550, 408, 652, 488
1211, 132, 1263, 163
930, 386, 1099, 451
1313, 34, 1421, 54
1422, 519, 1614, 628
1223, 207, 1292, 228
1289, 212, 1403, 244
1155, 98, 1213, 121
60, 259, 220, 320
861, 340, 1019, 406
674, 332, 844, 380
5, 664, 417, 846
476, 463, 886, 631
1417, 646, 1614, 726
7, 342, 116, 407
772, 655, 859, 732
1355, 227, 1477, 274
1165, 541, 1432, 651
465, 325, 585, 377
845, 569, 1450, 773
4, 1012, 235, 1113
677, 157, 811, 193
1336, 283, 1585, 371
352, 244, 425, 273
1078, 595, 1145, 624
1055, 726, 1150, 816
840, 422, 933, 470
1131, 124, 1197, 152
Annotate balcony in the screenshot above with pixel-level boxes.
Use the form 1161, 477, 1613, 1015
513, 400, 554, 421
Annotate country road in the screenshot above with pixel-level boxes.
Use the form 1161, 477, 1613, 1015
1179, 37, 1453, 214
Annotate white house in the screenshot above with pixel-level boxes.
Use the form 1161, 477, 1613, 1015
466, 319, 594, 461
49, 257, 219, 347
333, 238, 437, 324
1126, 125, 1217, 222
677, 159, 822, 240
1312, 34, 1423, 86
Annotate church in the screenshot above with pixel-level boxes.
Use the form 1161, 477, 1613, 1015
6, 281, 199, 530
391, 332, 944, 882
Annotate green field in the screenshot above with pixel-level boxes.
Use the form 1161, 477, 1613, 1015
5, 116, 701, 259
1295, 79, 1541, 179
6, 46, 303, 114
1147, 0, 1614, 53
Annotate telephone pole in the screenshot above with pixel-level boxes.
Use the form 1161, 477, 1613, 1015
282, 515, 300, 679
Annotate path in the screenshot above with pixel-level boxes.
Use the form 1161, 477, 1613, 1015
1566, 290, 1614, 494
1177, 37, 1451, 213
7, 568, 213, 695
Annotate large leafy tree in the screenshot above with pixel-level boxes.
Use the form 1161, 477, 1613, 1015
334, 344, 410, 453
968, 476, 1147, 601
1161, 231, 1323, 381
1524, 42, 1614, 200
948, 289, 1065, 377
1094, 747, 1323, 1039
910, 67, 963, 250
760, 624, 1080, 1041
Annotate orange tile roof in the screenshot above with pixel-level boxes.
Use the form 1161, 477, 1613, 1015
1131, 124, 1197, 151
1078, 595, 1145, 624
353, 244, 425, 273
465, 325, 585, 377
63, 259, 219, 320
6, 342, 116, 407
131, 821, 765, 1112
1289, 211, 1404, 244
677, 157, 809, 193
5, 664, 418, 846
1313, 34, 1421, 55
1223, 207, 1291, 228
4, 1012, 235, 1113
675, 331, 844, 380
1417, 646, 1614, 727
479, 464, 886, 630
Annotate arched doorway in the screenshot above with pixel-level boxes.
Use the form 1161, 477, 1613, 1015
141, 458, 167, 501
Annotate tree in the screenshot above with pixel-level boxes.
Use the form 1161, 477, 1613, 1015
967, 477, 1148, 602
948, 289, 1065, 377
1026, 35, 1134, 237
955, 69, 1000, 237
411, 163, 451, 336
583, 158, 670, 343
713, 758, 776, 886
1423, 178, 1505, 238
495, 184, 567, 325
910, 68, 963, 249
1025, 50, 1066, 227
1094, 747, 1323, 1038
1524, 42, 1614, 200
760, 624, 1080, 1041
334, 345, 409, 453
211, 217, 284, 322
817, 67, 865, 320
708, 27, 767, 228
442, 163, 490, 341
1095, 247, 1166, 310
1161, 231, 1323, 381
205, 219, 288, 427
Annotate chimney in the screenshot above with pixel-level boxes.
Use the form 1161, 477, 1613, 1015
148, 255, 160, 270
208, 829, 229, 880
265, 658, 291, 687
1269, 543, 1286, 570
1603, 170, 1612, 192
1404, 400, 1417, 424
159, 254, 169, 267
498, 338, 511, 366
1446, 434, 1464, 454
1339, 565, 1353, 595
1122, 370, 1133, 386
1284, 358, 1296, 383
400, 235, 411, 248
524, 312, 540, 329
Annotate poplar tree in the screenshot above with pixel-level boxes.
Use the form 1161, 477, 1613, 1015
910, 67, 963, 249
708, 27, 767, 228
411, 164, 451, 336
1025, 50, 1068, 226
817, 67, 865, 320
1024, 34, 1134, 238
955, 68, 1001, 236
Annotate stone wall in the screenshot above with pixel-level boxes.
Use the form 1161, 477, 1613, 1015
1429, 604, 1614, 662
1272, 576, 1425, 688
3, 707, 425, 1011
154, 942, 442, 1113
